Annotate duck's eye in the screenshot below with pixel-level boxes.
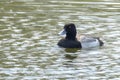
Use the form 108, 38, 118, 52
69, 26, 71, 28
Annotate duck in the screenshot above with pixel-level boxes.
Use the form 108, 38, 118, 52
57, 23, 104, 48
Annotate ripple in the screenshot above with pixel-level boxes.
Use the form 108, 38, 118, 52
0, 0, 120, 80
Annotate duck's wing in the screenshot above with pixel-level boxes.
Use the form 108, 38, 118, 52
79, 35, 99, 42
78, 35, 101, 48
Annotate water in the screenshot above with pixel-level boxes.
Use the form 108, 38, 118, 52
0, 0, 120, 80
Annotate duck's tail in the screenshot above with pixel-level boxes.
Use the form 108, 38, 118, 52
97, 38, 104, 46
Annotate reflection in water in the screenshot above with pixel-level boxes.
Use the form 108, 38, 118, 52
65, 48, 80, 53
0, 0, 120, 80
65, 53, 78, 60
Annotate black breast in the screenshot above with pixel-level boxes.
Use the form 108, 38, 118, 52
57, 39, 81, 48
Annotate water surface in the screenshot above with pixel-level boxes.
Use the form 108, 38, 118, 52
0, 0, 120, 80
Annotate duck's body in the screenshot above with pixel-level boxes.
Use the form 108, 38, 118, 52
79, 35, 103, 48
57, 23, 104, 48
58, 38, 81, 48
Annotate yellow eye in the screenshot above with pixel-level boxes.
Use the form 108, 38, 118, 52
69, 26, 71, 28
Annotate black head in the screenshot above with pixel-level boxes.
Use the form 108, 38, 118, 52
64, 23, 77, 40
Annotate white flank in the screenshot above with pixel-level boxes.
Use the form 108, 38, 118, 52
79, 35, 100, 48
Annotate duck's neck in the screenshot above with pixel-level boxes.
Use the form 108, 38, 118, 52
66, 32, 77, 40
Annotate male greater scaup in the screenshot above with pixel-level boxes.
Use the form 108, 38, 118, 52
57, 23, 104, 48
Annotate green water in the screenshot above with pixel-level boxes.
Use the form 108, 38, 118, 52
0, 0, 120, 80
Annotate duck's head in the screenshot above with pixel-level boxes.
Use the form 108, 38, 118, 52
59, 23, 77, 40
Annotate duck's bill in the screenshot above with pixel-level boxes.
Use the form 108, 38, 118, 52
58, 29, 66, 36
